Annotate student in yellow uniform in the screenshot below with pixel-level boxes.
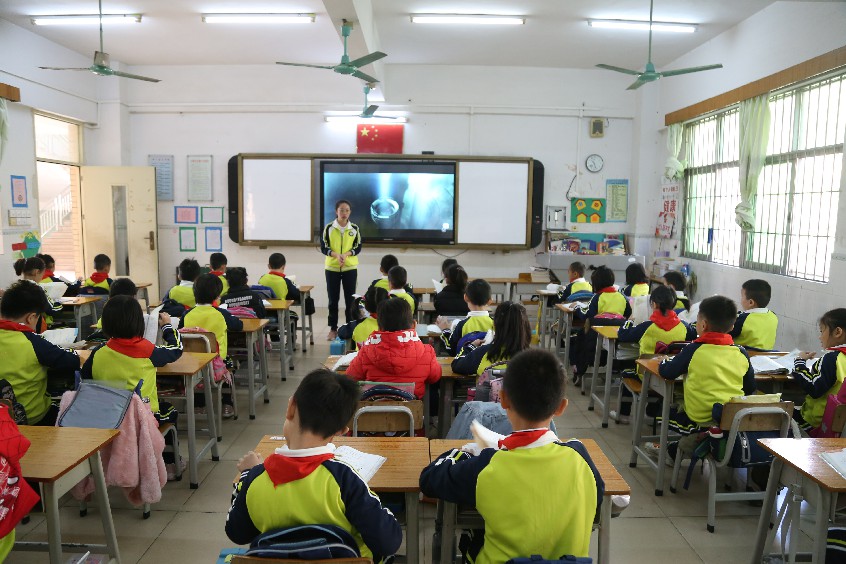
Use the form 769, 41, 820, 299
386, 266, 415, 314
257, 253, 301, 302
438, 279, 494, 356
338, 286, 389, 350
209, 252, 230, 297
80, 254, 113, 295
620, 263, 650, 298
369, 254, 399, 292
452, 301, 532, 376
555, 261, 593, 303
422, 349, 604, 563
37, 253, 81, 296
14, 257, 62, 332
663, 270, 691, 313
0, 281, 79, 425
164, 258, 201, 311
729, 279, 779, 351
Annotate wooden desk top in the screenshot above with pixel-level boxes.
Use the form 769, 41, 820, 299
638, 353, 795, 383
236, 318, 270, 332
412, 287, 436, 296
136, 282, 152, 289
20, 426, 119, 483
324, 355, 461, 378
157, 351, 217, 376
554, 303, 577, 313
60, 296, 101, 306
430, 438, 630, 496
266, 299, 295, 310
248, 436, 430, 492
759, 438, 846, 492
593, 326, 620, 339
298, 285, 314, 293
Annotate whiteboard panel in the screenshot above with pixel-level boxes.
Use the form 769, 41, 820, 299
242, 158, 312, 241
457, 161, 530, 245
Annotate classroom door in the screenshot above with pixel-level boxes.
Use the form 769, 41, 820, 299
80, 166, 160, 303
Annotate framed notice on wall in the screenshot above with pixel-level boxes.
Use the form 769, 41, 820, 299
148, 154, 174, 201
187, 155, 213, 201
606, 179, 628, 222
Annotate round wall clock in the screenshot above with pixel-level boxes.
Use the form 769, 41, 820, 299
585, 154, 604, 173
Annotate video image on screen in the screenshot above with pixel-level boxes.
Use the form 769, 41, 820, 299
321, 161, 456, 244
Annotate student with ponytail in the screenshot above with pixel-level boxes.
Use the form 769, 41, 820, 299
452, 301, 532, 376
794, 308, 846, 434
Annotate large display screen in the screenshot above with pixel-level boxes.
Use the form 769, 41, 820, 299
320, 161, 456, 245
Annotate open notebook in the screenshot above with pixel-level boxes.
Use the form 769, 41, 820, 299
333, 445, 386, 483
820, 448, 846, 480
41, 328, 78, 347
42, 282, 68, 301
332, 352, 358, 371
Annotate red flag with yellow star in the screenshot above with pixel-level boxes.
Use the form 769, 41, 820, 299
356, 123, 404, 154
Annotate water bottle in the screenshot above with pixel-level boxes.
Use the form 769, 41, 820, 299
329, 337, 346, 356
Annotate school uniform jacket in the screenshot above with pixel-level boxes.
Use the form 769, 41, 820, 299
346, 330, 441, 398
222, 285, 267, 318
209, 270, 230, 297
575, 288, 632, 321
226, 444, 402, 563
729, 308, 779, 351
351, 316, 379, 348
26, 280, 62, 331
0, 320, 80, 424
793, 346, 846, 428
80, 326, 183, 414
371, 277, 390, 292
321, 221, 362, 272
674, 291, 691, 313
81, 272, 112, 295
440, 311, 494, 356
433, 284, 470, 317
658, 333, 755, 426
257, 271, 301, 302
388, 290, 416, 314
165, 281, 196, 309
620, 283, 650, 298
367, 279, 418, 311
420, 430, 604, 564
557, 278, 592, 302
452, 342, 514, 377
618, 312, 697, 372
179, 304, 243, 359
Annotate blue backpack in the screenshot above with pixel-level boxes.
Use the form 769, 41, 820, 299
245, 524, 360, 560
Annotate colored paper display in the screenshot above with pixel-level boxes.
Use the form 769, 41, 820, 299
570, 198, 606, 223
179, 227, 197, 252
174, 206, 199, 224
205, 227, 222, 252
11, 175, 26, 208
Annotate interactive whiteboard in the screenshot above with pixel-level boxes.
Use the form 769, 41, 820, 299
241, 158, 312, 242
457, 161, 530, 245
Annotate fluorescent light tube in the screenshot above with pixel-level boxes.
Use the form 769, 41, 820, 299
202, 13, 315, 24
411, 14, 525, 25
587, 19, 696, 33
325, 115, 408, 124
32, 14, 141, 26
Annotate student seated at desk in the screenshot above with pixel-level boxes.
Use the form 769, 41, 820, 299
226, 369, 402, 562
439, 257, 458, 286
14, 256, 62, 332
792, 308, 846, 434
452, 301, 532, 376
163, 258, 201, 314
91, 278, 145, 336
369, 254, 399, 292
338, 286, 389, 349
209, 252, 230, 297
81, 295, 182, 426
387, 266, 416, 314
657, 296, 755, 460
79, 253, 113, 296
421, 349, 604, 564
434, 264, 470, 317
663, 270, 691, 313
729, 279, 779, 351
620, 263, 650, 298
37, 253, 80, 296
347, 298, 440, 399
554, 261, 593, 304
258, 253, 301, 302
0, 281, 79, 425
222, 267, 266, 318
438, 279, 494, 356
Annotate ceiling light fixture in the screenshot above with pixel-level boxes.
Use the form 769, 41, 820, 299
31, 14, 141, 26
410, 14, 525, 25
202, 13, 315, 24
587, 19, 696, 33
325, 115, 408, 124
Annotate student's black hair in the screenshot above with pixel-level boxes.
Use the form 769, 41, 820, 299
210, 252, 227, 271
569, 261, 586, 277
664, 270, 686, 292
742, 279, 771, 308
650, 285, 677, 315
364, 286, 390, 315
178, 258, 201, 282
380, 254, 399, 273
268, 253, 286, 270
14, 257, 45, 277
109, 278, 137, 298
699, 295, 738, 333
819, 309, 846, 335
376, 297, 413, 331
94, 254, 111, 270
445, 264, 468, 293
387, 265, 407, 289
590, 265, 615, 291
225, 267, 248, 288
503, 349, 565, 422
625, 263, 649, 286
335, 199, 352, 211
193, 273, 223, 304
487, 301, 532, 363
101, 295, 144, 339
293, 368, 359, 438
441, 258, 458, 277
37, 254, 56, 269
465, 279, 492, 307
0, 281, 48, 319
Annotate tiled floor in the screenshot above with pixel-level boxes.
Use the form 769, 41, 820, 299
11, 316, 823, 563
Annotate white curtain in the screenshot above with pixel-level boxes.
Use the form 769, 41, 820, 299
664, 123, 685, 179
735, 94, 771, 231
0, 99, 8, 165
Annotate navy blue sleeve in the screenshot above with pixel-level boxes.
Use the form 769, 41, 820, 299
218, 307, 244, 331
451, 343, 488, 375
441, 318, 467, 356
225, 464, 265, 544
794, 351, 838, 399
658, 343, 699, 380
320, 224, 333, 256
576, 295, 599, 320
684, 322, 698, 341
623, 299, 632, 319
337, 319, 361, 340
621, 285, 632, 297
739, 347, 756, 395
149, 325, 183, 367
251, 293, 267, 318
26, 333, 80, 370
729, 312, 747, 339
326, 462, 403, 560
617, 320, 651, 343
561, 440, 605, 522
559, 282, 574, 301
80, 345, 102, 379
419, 448, 496, 507
285, 279, 301, 302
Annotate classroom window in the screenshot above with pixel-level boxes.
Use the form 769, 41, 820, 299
681, 71, 845, 282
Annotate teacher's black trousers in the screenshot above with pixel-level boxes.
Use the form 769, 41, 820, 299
325, 269, 357, 330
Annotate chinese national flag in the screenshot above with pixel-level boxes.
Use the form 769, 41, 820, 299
356, 123, 404, 154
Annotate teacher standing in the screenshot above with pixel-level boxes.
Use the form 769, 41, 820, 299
320, 199, 362, 340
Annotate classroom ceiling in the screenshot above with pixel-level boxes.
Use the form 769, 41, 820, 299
0, 0, 824, 72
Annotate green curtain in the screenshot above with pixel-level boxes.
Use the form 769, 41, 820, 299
735, 95, 771, 231
664, 123, 685, 179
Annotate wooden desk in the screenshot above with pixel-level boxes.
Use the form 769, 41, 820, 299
589, 326, 620, 428
554, 303, 584, 379
231, 318, 270, 419
247, 435, 430, 563
534, 289, 558, 349
266, 299, 295, 379
412, 287, 436, 303
430, 438, 630, 564
17, 427, 120, 563
297, 285, 315, 352
58, 296, 101, 330
136, 282, 153, 312
752, 438, 846, 563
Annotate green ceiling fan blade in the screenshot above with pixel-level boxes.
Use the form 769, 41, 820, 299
362, 104, 379, 117
348, 51, 387, 68
276, 62, 335, 69
626, 76, 651, 90
595, 64, 641, 76
660, 64, 724, 77
351, 70, 379, 83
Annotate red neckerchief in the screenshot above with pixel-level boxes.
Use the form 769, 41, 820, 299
498, 429, 549, 450
650, 310, 681, 332
42, 270, 55, 280
0, 320, 33, 333
694, 332, 734, 346
89, 272, 109, 284
106, 337, 155, 358
210, 270, 225, 277
263, 452, 334, 486
598, 286, 617, 294
267, 271, 286, 278
827, 344, 846, 353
